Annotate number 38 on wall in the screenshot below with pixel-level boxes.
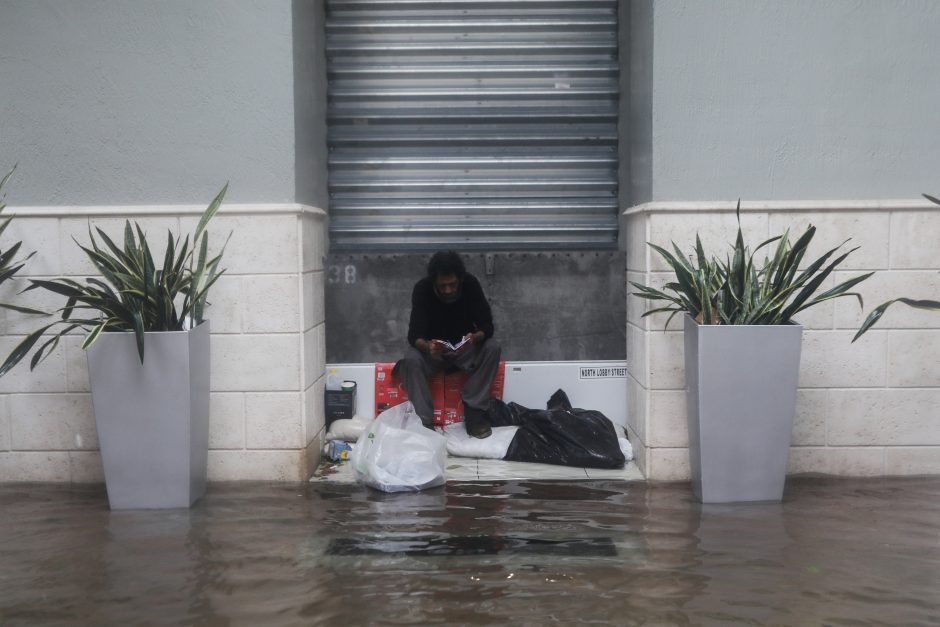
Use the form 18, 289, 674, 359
328, 264, 357, 285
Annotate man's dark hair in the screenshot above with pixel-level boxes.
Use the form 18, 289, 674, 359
427, 250, 466, 280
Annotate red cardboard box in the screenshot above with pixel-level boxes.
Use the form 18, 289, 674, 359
374, 361, 506, 428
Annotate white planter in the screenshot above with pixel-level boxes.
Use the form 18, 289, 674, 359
684, 316, 802, 503
86, 322, 210, 509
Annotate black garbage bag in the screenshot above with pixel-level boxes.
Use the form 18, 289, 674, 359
487, 389, 626, 469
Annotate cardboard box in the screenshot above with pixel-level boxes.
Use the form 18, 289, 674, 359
374, 361, 506, 428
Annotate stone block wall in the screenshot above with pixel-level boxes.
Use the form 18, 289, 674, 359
0, 204, 327, 482
625, 201, 940, 480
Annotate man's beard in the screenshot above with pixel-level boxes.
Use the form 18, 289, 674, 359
435, 286, 461, 304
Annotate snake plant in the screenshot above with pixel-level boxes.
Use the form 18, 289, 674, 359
0, 184, 230, 375
631, 201, 874, 329
852, 193, 940, 341
0, 166, 43, 316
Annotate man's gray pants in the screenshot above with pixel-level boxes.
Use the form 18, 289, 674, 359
396, 339, 502, 427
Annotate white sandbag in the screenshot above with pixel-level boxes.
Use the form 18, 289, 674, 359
442, 423, 518, 459
325, 415, 371, 442
350, 402, 447, 493
618, 437, 634, 462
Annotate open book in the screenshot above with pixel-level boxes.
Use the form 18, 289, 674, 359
432, 336, 470, 352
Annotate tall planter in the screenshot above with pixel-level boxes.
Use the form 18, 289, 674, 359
684, 316, 802, 503
87, 322, 210, 509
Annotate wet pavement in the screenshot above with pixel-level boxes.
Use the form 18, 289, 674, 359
1, 475, 939, 625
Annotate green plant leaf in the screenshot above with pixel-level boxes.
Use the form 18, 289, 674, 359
854, 298, 940, 342
0, 302, 47, 315
81, 321, 109, 350
132, 311, 145, 363
194, 183, 228, 242
0, 323, 57, 376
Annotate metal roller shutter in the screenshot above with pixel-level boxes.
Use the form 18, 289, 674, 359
325, 0, 620, 251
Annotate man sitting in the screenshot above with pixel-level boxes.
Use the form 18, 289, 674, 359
396, 251, 501, 439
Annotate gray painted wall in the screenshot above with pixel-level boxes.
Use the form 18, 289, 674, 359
623, 0, 653, 207
325, 252, 626, 363
0, 0, 297, 204
292, 0, 329, 210
643, 0, 940, 202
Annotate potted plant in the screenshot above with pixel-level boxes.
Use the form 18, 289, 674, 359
0, 166, 43, 316
853, 194, 940, 339
1, 184, 229, 509
631, 202, 877, 503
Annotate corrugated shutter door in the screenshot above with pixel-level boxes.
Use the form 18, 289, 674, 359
325, 0, 620, 251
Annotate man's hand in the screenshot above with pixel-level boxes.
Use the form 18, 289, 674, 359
427, 339, 445, 360
455, 333, 474, 354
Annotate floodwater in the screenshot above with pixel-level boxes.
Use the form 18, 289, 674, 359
1, 476, 939, 626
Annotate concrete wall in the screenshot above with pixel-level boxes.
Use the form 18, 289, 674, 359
623, 0, 940, 480
325, 252, 626, 363
0, 0, 297, 204
0, 1, 330, 482
623, 0, 653, 207
638, 0, 940, 202
292, 0, 330, 209
625, 203, 940, 479
0, 206, 327, 482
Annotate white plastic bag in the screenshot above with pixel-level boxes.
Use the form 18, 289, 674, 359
442, 423, 518, 460
350, 402, 447, 492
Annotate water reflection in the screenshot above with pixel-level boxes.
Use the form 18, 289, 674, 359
1, 477, 939, 625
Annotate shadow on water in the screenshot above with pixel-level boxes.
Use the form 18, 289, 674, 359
1, 476, 939, 625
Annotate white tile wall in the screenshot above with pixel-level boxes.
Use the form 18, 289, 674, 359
626, 322, 648, 388
245, 392, 304, 449
648, 390, 687, 448
624, 214, 649, 272
788, 447, 885, 476
0, 451, 72, 481
890, 211, 940, 269
301, 211, 328, 273
303, 323, 326, 391
626, 374, 647, 446
625, 205, 940, 481
648, 447, 690, 481
833, 270, 940, 330
10, 394, 97, 450
180, 214, 298, 275
0, 396, 9, 450
1, 205, 328, 482
885, 447, 940, 475
4, 217, 61, 276
828, 389, 940, 446
0, 336, 68, 394
208, 392, 246, 450
648, 330, 684, 390
625, 423, 647, 477
241, 275, 301, 334
207, 450, 303, 481
648, 212, 768, 273
58, 216, 181, 278
303, 377, 325, 446
206, 276, 244, 334
212, 334, 301, 392
768, 212, 889, 270
69, 451, 104, 483
886, 330, 940, 387
799, 330, 886, 388
791, 389, 827, 446
64, 336, 90, 393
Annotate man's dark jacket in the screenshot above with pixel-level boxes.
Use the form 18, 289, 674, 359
407, 273, 494, 347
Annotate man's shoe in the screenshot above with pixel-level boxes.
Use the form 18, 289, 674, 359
464, 406, 492, 439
